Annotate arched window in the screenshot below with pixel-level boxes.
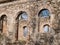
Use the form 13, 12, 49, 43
17, 11, 28, 20
38, 9, 50, 17
43, 24, 49, 32
0, 15, 7, 33
23, 26, 28, 37
15, 11, 28, 40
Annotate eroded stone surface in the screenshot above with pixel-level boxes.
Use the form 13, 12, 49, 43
0, 0, 60, 45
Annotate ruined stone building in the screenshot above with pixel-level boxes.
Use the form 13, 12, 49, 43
0, 0, 60, 42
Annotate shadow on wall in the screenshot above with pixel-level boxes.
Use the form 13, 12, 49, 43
0, 0, 16, 4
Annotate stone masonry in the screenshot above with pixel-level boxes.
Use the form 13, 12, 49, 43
0, 0, 60, 43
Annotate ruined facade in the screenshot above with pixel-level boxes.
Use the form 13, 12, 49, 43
0, 0, 60, 43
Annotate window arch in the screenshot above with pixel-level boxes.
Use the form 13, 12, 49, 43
23, 26, 28, 37
0, 15, 7, 33
16, 11, 28, 20
43, 24, 50, 32
15, 11, 28, 40
38, 9, 50, 17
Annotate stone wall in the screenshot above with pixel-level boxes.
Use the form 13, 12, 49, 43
0, 0, 60, 43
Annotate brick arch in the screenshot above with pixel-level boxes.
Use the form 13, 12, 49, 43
0, 15, 7, 20
43, 24, 50, 32
15, 10, 29, 20
37, 3, 54, 17
43, 24, 50, 27
16, 11, 28, 20
38, 8, 50, 17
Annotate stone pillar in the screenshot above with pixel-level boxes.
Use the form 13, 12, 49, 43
7, 17, 16, 42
